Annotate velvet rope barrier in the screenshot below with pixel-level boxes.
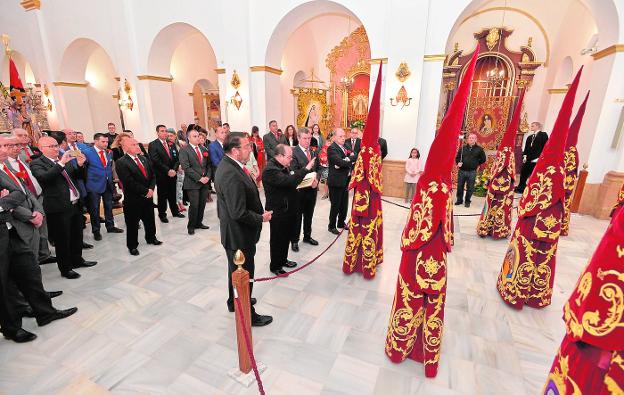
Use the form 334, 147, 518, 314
233, 293, 266, 395
253, 225, 347, 282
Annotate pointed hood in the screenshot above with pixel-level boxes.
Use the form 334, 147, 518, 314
538, 67, 583, 166
9, 58, 25, 92
421, 46, 479, 184
362, 63, 382, 147
500, 91, 525, 150
565, 91, 590, 148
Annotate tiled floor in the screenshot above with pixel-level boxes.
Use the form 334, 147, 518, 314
0, 193, 609, 394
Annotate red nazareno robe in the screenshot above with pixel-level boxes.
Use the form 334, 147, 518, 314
561, 145, 579, 236
542, 208, 624, 394
477, 146, 515, 239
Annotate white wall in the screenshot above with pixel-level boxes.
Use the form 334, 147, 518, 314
85, 47, 119, 136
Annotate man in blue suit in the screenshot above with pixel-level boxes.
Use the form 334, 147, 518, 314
83, 133, 123, 240
209, 126, 226, 170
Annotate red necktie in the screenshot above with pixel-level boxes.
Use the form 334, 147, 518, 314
162, 141, 171, 158
17, 161, 37, 195
243, 167, 254, 182
134, 157, 147, 178
24, 147, 32, 160
3, 165, 22, 189
98, 150, 107, 167
58, 166, 79, 197
306, 148, 311, 161
195, 146, 202, 163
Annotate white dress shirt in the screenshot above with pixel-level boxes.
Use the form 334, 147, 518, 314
7, 156, 42, 196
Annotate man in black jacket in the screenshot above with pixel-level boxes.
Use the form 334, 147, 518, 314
148, 124, 184, 223
290, 128, 320, 252
263, 144, 315, 274
327, 128, 356, 234
215, 132, 272, 326
455, 133, 487, 208
344, 127, 362, 160
116, 138, 162, 256
179, 130, 212, 235
263, 120, 286, 161
514, 121, 549, 193
31, 136, 97, 279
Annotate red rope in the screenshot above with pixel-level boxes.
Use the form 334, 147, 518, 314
254, 226, 346, 282
233, 296, 266, 395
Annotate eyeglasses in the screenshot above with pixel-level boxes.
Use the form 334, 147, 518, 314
40, 144, 59, 149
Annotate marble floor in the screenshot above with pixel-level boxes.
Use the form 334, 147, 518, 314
0, 192, 610, 395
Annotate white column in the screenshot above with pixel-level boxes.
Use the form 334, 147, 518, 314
54, 84, 94, 132
415, 59, 444, 163
249, 70, 281, 131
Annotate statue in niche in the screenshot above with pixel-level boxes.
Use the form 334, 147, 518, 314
305, 104, 320, 127
352, 94, 368, 116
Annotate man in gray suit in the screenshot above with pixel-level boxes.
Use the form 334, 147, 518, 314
5, 130, 55, 264
179, 129, 212, 235
262, 120, 286, 161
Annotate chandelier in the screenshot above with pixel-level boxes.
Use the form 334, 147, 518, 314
340, 75, 354, 89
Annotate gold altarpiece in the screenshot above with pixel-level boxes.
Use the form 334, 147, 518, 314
1, 82, 49, 140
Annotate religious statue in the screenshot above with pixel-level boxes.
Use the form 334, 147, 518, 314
479, 114, 494, 136
352, 94, 368, 116
304, 104, 320, 127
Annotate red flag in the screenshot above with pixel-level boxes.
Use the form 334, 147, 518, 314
9, 58, 25, 92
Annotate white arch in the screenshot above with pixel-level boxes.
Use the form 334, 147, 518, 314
58, 38, 118, 82
554, 56, 573, 87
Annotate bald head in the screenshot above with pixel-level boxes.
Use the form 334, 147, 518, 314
122, 137, 142, 156
38, 136, 60, 159
63, 128, 77, 143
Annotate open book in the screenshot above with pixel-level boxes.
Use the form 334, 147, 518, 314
296, 171, 317, 189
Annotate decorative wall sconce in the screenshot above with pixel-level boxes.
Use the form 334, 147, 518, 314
117, 79, 134, 111
229, 70, 243, 110
1, 34, 11, 55
390, 62, 412, 108
43, 84, 53, 111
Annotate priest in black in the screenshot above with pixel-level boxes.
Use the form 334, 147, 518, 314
263, 144, 315, 275
116, 137, 162, 256
148, 124, 184, 223
290, 128, 320, 252
514, 121, 549, 193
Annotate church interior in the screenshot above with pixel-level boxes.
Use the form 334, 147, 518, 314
1, 0, 624, 394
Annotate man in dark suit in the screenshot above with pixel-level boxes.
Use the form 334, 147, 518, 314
105, 122, 118, 149
327, 128, 356, 234
515, 121, 549, 193
116, 138, 162, 256
344, 127, 362, 161
31, 136, 97, 279
209, 126, 226, 170
14, 128, 41, 162
0, 174, 78, 343
263, 120, 286, 161
180, 130, 212, 235
378, 137, 388, 160
263, 144, 315, 274
215, 132, 272, 326
290, 128, 320, 252
148, 124, 184, 223
83, 133, 123, 240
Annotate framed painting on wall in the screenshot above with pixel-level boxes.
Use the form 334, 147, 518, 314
292, 87, 331, 134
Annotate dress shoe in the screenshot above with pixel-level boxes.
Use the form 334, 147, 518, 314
48, 291, 63, 299
3, 328, 37, 343
74, 260, 97, 268
159, 216, 169, 223
464, 202, 471, 208
173, 213, 185, 218
61, 270, 81, 279
99, 216, 105, 222
146, 239, 163, 245
93, 232, 102, 241
454, 201, 463, 206
284, 260, 297, 268
188, 229, 195, 235
328, 228, 339, 235
227, 297, 258, 313
195, 224, 210, 229
291, 242, 299, 252
18, 307, 35, 318
107, 227, 124, 233
37, 307, 78, 326
82, 242, 93, 249
271, 268, 287, 276
129, 248, 140, 256
251, 314, 273, 327
39, 256, 57, 265
303, 237, 319, 246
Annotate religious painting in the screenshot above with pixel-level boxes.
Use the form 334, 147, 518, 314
0, 84, 48, 142
205, 93, 221, 130
465, 96, 513, 150
346, 73, 370, 126
293, 87, 330, 133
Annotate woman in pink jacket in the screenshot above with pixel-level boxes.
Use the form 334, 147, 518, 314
404, 148, 422, 202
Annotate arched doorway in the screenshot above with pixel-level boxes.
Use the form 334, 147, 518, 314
147, 22, 219, 132
264, 1, 371, 134
192, 79, 221, 131
58, 38, 119, 136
